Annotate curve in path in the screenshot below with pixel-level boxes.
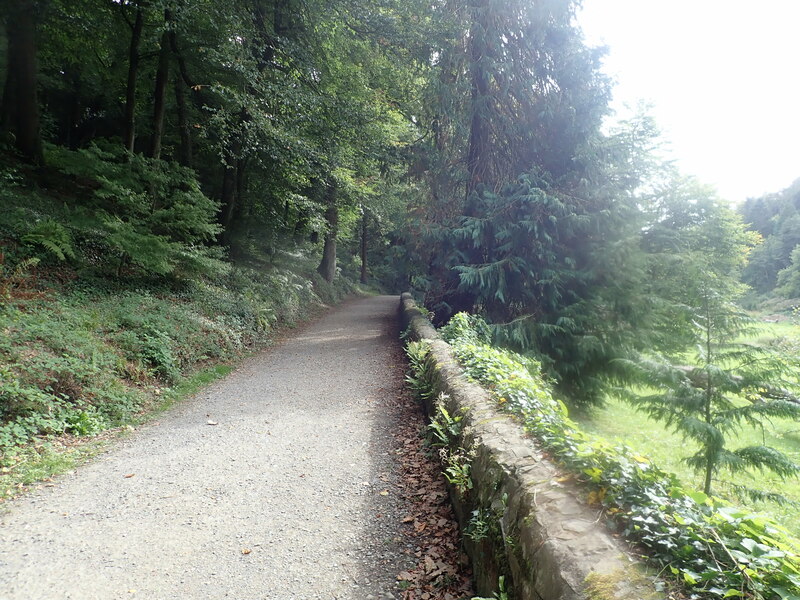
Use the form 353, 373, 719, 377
0, 295, 410, 600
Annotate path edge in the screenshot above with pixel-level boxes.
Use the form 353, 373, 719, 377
399, 293, 663, 600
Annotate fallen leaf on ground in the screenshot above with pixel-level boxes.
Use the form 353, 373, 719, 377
387, 348, 475, 600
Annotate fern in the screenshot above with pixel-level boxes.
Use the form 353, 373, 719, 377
0, 256, 40, 300
21, 220, 75, 261
38, 143, 223, 278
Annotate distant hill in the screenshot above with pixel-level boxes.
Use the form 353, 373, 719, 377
740, 178, 800, 295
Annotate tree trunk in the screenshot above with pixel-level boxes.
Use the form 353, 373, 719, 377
703, 294, 714, 495
293, 211, 308, 244
173, 74, 192, 166
123, 5, 144, 153
220, 159, 237, 235
64, 69, 81, 148
1, 0, 43, 164
219, 117, 244, 241
317, 181, 338, 282
465, 0, 492, 208
233, 158, 247, 223
703, 448, 714, 496
360, 205, 368, 284
149, 10, 172, 160
168, 18, 195, 166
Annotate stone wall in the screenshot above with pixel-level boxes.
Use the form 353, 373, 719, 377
399, 293, 662, 600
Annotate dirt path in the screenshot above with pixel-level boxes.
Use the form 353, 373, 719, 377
0, 295, 429, 600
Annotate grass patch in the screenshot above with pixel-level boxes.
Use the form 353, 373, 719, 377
141, 364, 235, 421
576, 314, 800, 536
574, 395, 800, 536
0, 437, 108, 502
1, 363, 233, 503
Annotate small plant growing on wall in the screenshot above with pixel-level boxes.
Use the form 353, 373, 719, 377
471, 576, 509, 600
427, 399, 475, 497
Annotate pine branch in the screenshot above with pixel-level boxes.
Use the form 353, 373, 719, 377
676, 365, 800, 405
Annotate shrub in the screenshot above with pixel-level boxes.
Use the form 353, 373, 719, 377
44, 142, 223, 277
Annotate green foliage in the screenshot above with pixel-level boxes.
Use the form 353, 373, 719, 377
14, 0, 429, 282
417, 313, 800, 600
441, 314, 560, 416
740, 179, 800, 295
410, 0, 657, 407
45, 143, 223, 277
0, 256, 40, 301
776, 246, 800, 298
21, 220, 75, 261
404, 340, 436, 402
620, 311, 800, 497
0, 248, 353, 472
471, 576, 509, 600
442, 447, 474, 496
621, 186, 798, 497
425, 398, 474, 496
427, 403, 463, 449
418, 115, 668, 406
641, 175, 760, 354
465, 507, 493, 542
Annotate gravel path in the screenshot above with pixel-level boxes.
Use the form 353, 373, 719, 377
0, 295, 416, 600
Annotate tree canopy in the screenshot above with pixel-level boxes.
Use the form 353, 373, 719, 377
1, 0, 797, 405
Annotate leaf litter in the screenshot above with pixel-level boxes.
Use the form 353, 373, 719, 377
387, 358, 474, 600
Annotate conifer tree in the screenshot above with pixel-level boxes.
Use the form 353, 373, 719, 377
624, 284, 800, 495
623, 184, 800, 495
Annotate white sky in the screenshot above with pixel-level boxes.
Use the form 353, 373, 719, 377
577, 0, 800, 203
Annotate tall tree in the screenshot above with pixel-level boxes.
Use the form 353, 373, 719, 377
317, 178, 338, 282
740, 178, 800, 294
1, 0, 44, 164
622, 196, 798, 494
148, 8, 172, 159
122, 1, 144, 153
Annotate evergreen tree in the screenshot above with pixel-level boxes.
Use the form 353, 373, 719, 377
776, 245, 800, 298
740, 179, 800, 295
622, 183, 799, 495
623, 285, 800, 495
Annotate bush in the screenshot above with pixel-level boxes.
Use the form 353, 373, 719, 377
0, 144, 225, 278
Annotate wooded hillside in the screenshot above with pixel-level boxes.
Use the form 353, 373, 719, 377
3, 0, 797, 405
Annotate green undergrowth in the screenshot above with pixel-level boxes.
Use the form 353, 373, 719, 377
0, 363, 234, 500
0, 256, 356, 498
408, 312, 800, 600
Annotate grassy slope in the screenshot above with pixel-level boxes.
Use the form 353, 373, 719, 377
575, 318, 800, 536
0, 253, 359, 500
